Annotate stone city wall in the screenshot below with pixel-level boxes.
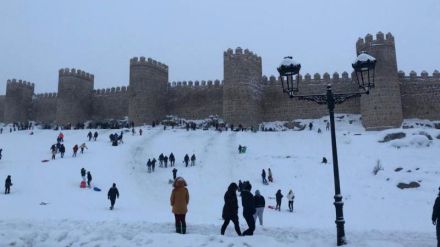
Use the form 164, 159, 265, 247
166, 80, 223, 119
0, 95, 5, 122
33, 93, 58, 123
91, 86, 129, 121
399, 70, 440, 120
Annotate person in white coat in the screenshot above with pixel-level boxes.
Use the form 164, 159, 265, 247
287, 189, 295, 212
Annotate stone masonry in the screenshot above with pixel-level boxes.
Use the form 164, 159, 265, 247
0, 32, 439, 129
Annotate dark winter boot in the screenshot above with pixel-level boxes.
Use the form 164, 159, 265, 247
176, 223, 181, 233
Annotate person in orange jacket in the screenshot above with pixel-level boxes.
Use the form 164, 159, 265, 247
170, 177, 189, 234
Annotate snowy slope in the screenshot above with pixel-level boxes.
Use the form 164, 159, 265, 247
0, 115, 439, 246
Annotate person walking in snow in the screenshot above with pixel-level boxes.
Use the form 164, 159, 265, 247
238, 145, 242, 154
0, 148, 2, 160
107, 183, 119, 210
132, 128, 135, 135
261, 169, 267, 185
87, 171, 92, 188
432, 187, 440, 247
326, 122, 330, 131
80, 143, 88, 154
308, 122, 313, 130
73, 145, 79, 157
172, 168, 178, 180
147, 159, 152, 173
275, 189, 283, 211
190, 154, 196, 166
152, 158, 156, 172
241, 181, 256, 236
51, 147, 56, 160
164, 155, 169, 168
159, 153, 164, 167
93, 131, 98, 141
59, 144, 66, 158
170, 177, 189, 234
321, 157, 328, 164
58, 132, 64, 142
4, 175, 12, 194
184, 154, 189, 167
254, 190, 265, 226
268, 168, 273, 183
287, 189, 295, 212
87, 131, 92, 141
221, 182, 242, 236
81, 168, 86, 181
139, 129, 143, 136
169, 153, 175, 166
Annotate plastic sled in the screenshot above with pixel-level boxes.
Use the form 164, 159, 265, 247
41, 160, 49, 163
93, 187, 101, 192
80, 181, 87, 188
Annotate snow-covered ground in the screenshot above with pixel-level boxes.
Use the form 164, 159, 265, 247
0, 115, 439, 246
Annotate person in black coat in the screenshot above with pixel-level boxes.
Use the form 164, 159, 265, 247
221, 183, 242, 236
184, 154, 189, 167
87, 171, 92, 188
107, 183, 120, 210
433, 187, 440, 247
159, 153, 164, 167
172, 168, 178, 180
190, 154, 196, 166
241, 181, 256, 236
170, 153, 175, 166
254, 190, 265, 226
152, 158, 156, 172
59, 144, 66, 158
164, 156, 168, 168
5, 175, 12, 194
275, 189, 283, 211
261, 169, 267, 184
0, 148, 3, 160
87, 131, 92, 141
93, 131, 98, 141
81, 168, 86, 181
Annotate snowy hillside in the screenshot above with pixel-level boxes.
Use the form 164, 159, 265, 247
0, 114, 439, 246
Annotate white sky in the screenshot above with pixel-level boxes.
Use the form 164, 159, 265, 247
0, 0, 439, 94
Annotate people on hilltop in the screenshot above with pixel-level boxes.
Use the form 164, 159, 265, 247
190, 154, 196, 166
59, 144, 66, 158
221, 182, 242, 236
254, 190, 265, 226
107, 183, 120, 210
240, 181, 256, 236
73, 144, 79, 157
5, 175, 12, 194
93, 131, 98, 141
287, 189, 295, 212
87, 171, 92, 188
432, 187, 440, 247
169, 153, 175, 166
275, 189, 283, 211
87, 131, 92, 141
184, 154, 190, 167
261, 169, 268, 185
170, 177, 189, 234
80, 143, 88, 154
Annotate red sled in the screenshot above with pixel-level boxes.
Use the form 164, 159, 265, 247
80, 181, 86, 188
268, 205, 275, 209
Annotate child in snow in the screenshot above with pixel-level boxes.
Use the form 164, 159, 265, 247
59, 144, 66, 158
190, 154, 196, 166
184, 154, 189, 167
275, 189, 283, 211
80, 143, 88, 154
287, 189, 295, 212
87, 171, 92, 188
268, 168, 273, 183
81, 168, 86, 181
172, 168, 178, 180
73, 145, 79, 157
5, 175, 12, 194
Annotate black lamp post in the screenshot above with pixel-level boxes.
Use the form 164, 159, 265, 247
277, 52, 376, 246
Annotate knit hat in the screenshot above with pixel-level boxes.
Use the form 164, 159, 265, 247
255, 190, 261, 196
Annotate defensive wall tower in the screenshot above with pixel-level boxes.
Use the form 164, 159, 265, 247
56, 68, 94, 125
4, 79, 35, 123
223, 47, 263, 128
128, 57, 168, 125
356, 32, 403, 130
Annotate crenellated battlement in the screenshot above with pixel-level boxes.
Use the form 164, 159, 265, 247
130, 57, 168, 72
356, 31, 395, 52
93, 86, 129, 95
59, 68, 94, 81
6, 79, 35, 90
35, 92, 58, 98
169, 79, 223, 88
261, 71, 353, 85
223, 47, 261, 63
398, 70, 440, 81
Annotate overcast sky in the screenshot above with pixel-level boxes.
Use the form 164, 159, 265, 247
0, 0, 439, 94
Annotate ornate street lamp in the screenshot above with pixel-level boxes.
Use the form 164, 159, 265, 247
277, 52, 376, 246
